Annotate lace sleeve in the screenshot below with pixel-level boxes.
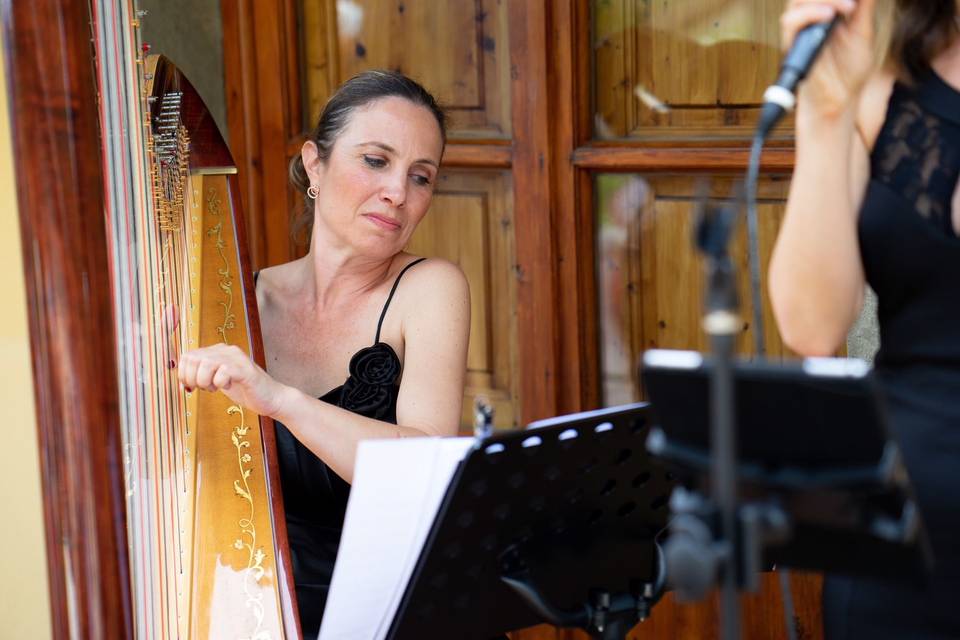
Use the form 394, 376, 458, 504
872, 89, 960, 237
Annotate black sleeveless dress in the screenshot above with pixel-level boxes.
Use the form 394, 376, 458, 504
258, 257, 425, 637
822, 70, 960, 638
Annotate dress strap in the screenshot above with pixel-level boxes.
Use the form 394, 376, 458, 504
375, 257, 427, 343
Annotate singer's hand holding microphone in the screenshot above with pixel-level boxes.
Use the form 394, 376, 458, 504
777, 0, 877, 123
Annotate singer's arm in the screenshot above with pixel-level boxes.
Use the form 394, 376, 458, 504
769, 73, 891, 356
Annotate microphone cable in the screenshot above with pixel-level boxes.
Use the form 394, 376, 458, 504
736, 11, 847, 635
746, 11, 843, 358
745, 126, 801, 640
745, 132, 766, 358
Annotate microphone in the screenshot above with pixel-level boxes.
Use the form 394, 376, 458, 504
757, 15, 844, 138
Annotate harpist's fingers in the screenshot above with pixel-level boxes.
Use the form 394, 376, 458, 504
194, 358, 220, 391
177, 352, 199, 390
212, 365, 233, 391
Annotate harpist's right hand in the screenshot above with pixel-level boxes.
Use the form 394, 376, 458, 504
781, 0, 877, 120
178, 344, 289, 418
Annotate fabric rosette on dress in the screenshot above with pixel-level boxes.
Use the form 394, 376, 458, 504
338, 342, 401, 419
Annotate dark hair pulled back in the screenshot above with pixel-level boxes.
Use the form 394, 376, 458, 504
289, 69, 447, 244
888, 1, 959, 82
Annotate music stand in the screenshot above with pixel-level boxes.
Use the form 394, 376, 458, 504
640, 349, 932, 587
385, 403, 675, 640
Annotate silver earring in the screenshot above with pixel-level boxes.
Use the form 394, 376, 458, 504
307, 184, 320, 199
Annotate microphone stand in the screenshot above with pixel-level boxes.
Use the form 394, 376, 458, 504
698, 200, 742, 640
660, 193, 795, 640
657, 18, 843, 639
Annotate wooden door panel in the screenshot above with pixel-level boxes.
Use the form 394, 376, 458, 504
593, 0, 790, 141
596, 173, 792, 404
301, 0, 512, 139
406, 169, 520, 429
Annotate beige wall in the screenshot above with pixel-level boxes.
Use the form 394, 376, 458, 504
0, 34, 53, 640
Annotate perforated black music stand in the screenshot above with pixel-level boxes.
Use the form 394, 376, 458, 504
385, 403, 675, 640
641, 351, 933, 584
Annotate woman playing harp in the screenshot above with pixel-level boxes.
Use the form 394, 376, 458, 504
179, 70, 471, 636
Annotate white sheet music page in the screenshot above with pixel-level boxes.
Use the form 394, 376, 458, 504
317, 436, 474, 640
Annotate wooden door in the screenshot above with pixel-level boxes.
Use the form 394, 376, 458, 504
516, 2, 821, 638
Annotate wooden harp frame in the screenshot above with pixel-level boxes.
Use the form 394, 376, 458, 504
2, 1, 300, 637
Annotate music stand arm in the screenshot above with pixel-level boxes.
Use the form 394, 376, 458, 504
500, 574, 589, 628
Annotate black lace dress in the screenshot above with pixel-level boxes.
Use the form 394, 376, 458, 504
260, 257, 425, 637
822, 70, 960, 639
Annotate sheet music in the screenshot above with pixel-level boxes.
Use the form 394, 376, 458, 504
318, 436, 474, 640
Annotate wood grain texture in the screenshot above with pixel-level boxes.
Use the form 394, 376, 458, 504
2, 1, 132, 636
593, 0, 793, 141
322, 0, 513, 139
509, 0, 561, 424
223, 0, 266, 267
550, 0, 601, 416
573, 146, 795, 172
223, 0, 304, 268
596, 174, 789, 404
442, 142, 513, 168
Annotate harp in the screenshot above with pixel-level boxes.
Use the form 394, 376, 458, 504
4, 1, 300, 637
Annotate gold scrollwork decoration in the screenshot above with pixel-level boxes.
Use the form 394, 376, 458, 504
207, 183, 271, 639
205, 188, 237, 343
229, 405, 268, 640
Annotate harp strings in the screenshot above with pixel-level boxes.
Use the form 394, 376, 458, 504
141, 57, 193, 640
92, 0, 194, 637
89, 0, 152, 635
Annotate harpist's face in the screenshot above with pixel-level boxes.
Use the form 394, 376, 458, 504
304, 96, 443, 260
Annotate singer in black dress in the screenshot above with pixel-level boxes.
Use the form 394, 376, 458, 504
178, 71, 470, 637
828, 63, 960, 640
771, 1, 960, 638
